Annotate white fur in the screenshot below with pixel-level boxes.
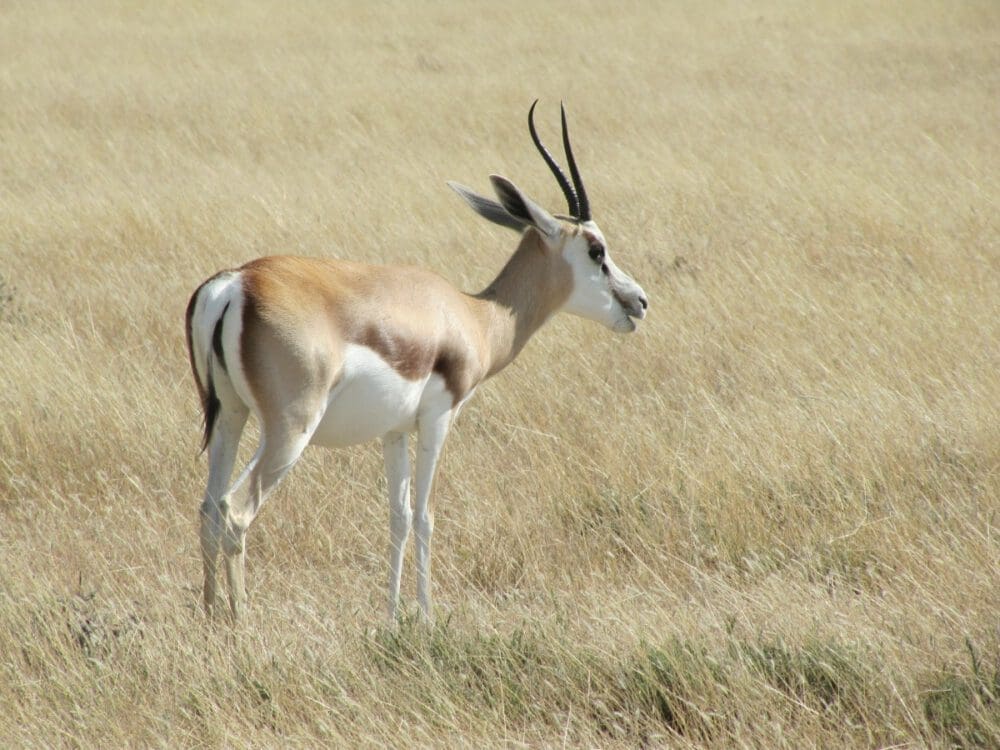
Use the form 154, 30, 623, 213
561, 223, 647, 332
311, 344, 452, 448
188, 273, 237, 394
189, 274, 258, 414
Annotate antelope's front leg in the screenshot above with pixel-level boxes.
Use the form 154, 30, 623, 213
382, 432, 412, 623
413, 411, 452, 622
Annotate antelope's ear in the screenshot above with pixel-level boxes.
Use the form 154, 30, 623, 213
447, 181, 528, 233
489, 175, 561, 242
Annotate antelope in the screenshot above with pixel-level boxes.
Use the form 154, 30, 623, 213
185, 101, 648, 622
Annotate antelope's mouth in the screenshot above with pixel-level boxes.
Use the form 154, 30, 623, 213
614, 292, 647, 325
613, 299, 642, 333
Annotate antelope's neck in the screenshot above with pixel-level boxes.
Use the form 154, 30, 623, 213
468, 231, 573, 379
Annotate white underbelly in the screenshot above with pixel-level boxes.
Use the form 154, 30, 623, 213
309, 343, 451, 447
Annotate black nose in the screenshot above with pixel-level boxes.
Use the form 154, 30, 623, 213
639, 295, 648, 310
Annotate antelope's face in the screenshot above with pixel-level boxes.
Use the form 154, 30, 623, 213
449, 100, 650, 333
561, 223, 648, 333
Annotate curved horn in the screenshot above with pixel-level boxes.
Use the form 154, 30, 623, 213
560, 102, 590, 222
528, 100, 579, 218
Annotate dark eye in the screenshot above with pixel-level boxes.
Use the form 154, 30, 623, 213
588, 244, 605, 263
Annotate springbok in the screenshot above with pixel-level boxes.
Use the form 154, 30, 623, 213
185, 101, 648, 621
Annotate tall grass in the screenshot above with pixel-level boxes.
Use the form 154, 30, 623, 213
1, 0, 998, 746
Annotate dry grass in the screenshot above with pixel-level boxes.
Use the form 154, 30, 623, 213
2, 0, 999, 746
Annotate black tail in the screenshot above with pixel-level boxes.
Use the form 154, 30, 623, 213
185, 282, 228, 454
201, 376, 221, 453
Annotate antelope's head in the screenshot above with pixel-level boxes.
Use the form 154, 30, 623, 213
449, 101, 648, 333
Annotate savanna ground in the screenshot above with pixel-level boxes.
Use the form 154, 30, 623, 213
1, 1, 998, 747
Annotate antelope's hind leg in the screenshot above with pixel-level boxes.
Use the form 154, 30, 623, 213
220, 412, 323, 621
200, 401, 249, 618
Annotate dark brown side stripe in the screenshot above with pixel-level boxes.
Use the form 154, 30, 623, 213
432, 349, 465, 406
355, 324, 469, 406
357, 323, 435, 381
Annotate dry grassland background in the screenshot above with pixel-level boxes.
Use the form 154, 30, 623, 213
1, 0, 998, 747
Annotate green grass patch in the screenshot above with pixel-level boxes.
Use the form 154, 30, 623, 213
736, 635, 876, 724
924, 639, 1000, 748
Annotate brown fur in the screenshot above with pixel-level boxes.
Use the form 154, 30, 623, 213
229, 231, 573, 424
237, 256, 480, 413
472, 229, 574, 377
189, 227, 576, 455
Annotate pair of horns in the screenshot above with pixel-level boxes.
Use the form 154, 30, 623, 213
528, 100, 591, 222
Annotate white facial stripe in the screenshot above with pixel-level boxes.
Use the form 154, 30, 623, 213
559, 224, 646, 332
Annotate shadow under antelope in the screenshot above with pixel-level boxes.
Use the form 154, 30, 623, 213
185, 101, 649, 622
